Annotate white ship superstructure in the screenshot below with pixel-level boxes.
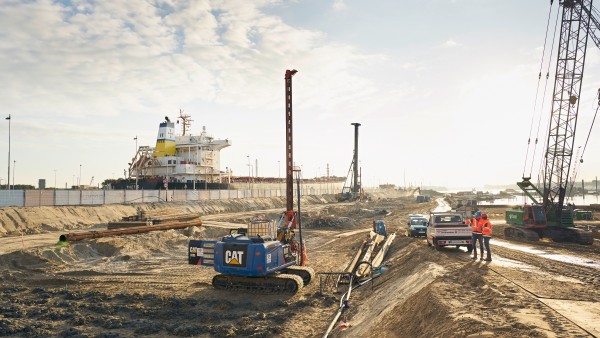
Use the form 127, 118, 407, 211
129, 111, 231, 187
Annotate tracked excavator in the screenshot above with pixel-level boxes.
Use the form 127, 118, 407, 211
187, 70, 314, 293
505, 0, 598, 245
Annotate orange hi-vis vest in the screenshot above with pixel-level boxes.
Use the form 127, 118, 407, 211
482, 219, 492, 236
471, 218, 482, 233
466, 219, 471, 225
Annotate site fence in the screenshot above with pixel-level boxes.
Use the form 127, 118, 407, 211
0, 187, 337, 208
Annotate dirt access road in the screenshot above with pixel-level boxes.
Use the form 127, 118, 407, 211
0, 193, 599, 337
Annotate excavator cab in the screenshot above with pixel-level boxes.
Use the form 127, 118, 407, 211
523, 205, 546, 227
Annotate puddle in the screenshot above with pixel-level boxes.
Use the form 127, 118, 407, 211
492, 239, 600, 268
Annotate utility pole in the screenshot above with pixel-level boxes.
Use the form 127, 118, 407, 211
12, 160, 15, 190
134, 136, 138, 190
5, 114, 10, 190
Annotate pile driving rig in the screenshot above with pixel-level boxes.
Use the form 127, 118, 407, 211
188, 70, 314, 293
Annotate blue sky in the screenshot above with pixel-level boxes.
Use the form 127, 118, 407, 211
1, 0, 600, 189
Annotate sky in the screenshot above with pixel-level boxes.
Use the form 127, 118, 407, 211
1, 0, 600, 190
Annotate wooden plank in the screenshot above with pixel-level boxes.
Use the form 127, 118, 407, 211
371, 233, 396, 268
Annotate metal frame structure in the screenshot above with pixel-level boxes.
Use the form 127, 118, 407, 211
543, 0, 593, 220
285, 69, 297, 213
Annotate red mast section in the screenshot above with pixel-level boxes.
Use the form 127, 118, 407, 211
285, 69, 297, 225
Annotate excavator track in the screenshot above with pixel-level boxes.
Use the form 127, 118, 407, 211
282, 266, 315, 285
212, 273, 304, 294
555, 228, 594, 245
504, 226, 540, 242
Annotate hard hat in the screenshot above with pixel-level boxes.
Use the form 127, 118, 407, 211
475, 211, 482, 217
482, 213, 488, 219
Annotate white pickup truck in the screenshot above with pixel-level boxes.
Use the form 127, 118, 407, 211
426, 212, 473, 251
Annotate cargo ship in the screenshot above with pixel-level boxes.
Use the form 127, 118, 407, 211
112, 111, 231, 190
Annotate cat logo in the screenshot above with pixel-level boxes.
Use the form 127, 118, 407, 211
225, 250, 245, 266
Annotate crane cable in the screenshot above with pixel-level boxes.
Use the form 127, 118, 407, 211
523, 2, 555, 178
531, 4, 562, 180
579, 90, 600, 163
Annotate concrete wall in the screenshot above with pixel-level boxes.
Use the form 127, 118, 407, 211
0, 187, 339, 208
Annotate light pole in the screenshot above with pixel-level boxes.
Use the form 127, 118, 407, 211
79, 164, 82, 188
54, 169, 57, 189
247, 155, 251, 189
12, 160, 15, 190
133, 136, 138, 190
5, 114, 10, 190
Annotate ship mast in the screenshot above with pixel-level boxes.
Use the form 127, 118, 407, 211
178, 109, 193, 136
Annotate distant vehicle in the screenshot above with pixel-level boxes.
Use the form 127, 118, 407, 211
426, 212, 472, 251
416, 195, 431, 203
406, 217, 428, 237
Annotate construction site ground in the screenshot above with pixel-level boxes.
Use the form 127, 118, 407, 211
1, 191, 600, 337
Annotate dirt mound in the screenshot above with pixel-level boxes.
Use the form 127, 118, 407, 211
0, 195, 338, 238
303, 215, 359, 228
0, 250, 54, 271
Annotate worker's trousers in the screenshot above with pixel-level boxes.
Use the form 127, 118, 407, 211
483, 236, 491, 254
472, 233, 483, 253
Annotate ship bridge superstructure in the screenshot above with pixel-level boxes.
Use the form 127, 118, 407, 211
128, 112, 231, 188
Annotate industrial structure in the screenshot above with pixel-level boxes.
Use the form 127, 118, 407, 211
341, 123, 362, 200
187, 69, 314, 293
506, 0, 598, 244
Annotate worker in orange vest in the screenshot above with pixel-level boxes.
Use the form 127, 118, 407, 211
481, 213, 493, 261
470, 211, 483, 259
465, 218, 472, 252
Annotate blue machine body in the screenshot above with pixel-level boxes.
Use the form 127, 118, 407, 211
210, 234, 295, 277
374, 220, 387, 237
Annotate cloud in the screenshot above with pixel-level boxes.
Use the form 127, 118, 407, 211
0, 0, 411, 185
442, 39, 462, 47
332, 0, 347, 12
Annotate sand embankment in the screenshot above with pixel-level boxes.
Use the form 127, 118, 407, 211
0, 195, 337, 237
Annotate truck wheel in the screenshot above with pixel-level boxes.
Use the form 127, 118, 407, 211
466, 245, 473, 252
434, 241, 441, 251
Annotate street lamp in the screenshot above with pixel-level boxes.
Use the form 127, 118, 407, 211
133, 136, 138, 190
79, 164, 82, 188
12, 160, 15, 190
247, 155, 251, 189
5, 114, 10, 190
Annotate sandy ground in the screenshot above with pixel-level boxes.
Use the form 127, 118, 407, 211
1, 192, 599, 337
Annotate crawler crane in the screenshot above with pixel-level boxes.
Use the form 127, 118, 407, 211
506, 0, 598, 245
